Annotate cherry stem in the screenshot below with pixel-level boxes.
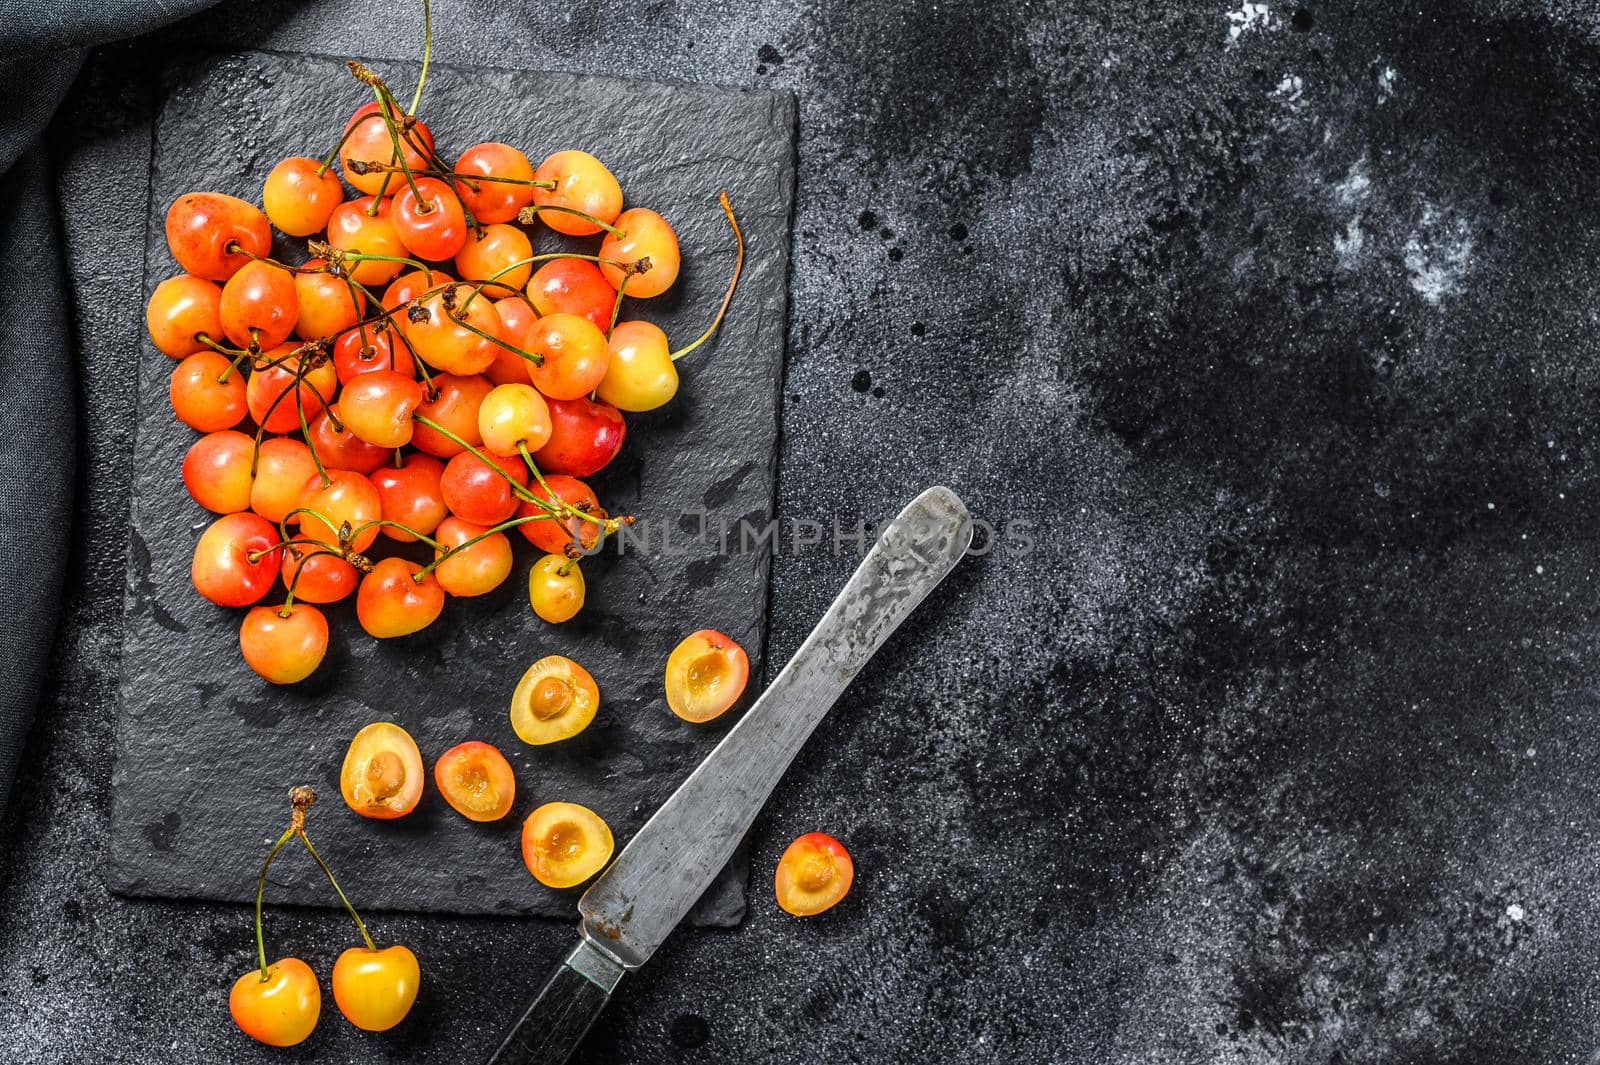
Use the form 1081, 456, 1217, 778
366, 82, 427, 206
414, 513, 544, 580
249, 537, 329, 564
298, 830, 378, 953
448, 309, 544, 366
413, 415, 538, 502
409, 0, 432, 117
254, 826, 296, 980
608, 273, 629, 336
672, 191, 744, 362
349, 518, 444, 550
354, 161, 556, 190
516, 204, 625, 238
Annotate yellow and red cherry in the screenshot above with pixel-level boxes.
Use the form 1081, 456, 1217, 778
249, 438, 317, 523
245, 344, 337, 434
332, 944, 420, 1032
405, 283, 504, 375
333, 326, 415, 382
165, 192, 270, 281
774, 833, 854, 917
434, 741, 516, 821
432, 517, 513, 597
532, 396, 626, 476
192, 512, 281, 607
220, 261, 298, 350
263, 156, 344, 237
525, 312, 610, 401
239, 603, 329, 684
411, 373, 492, 457
521, 802, 613, 888
531, 151, 622, 237
356, 558, 445, 639
478, 383, 551, 456
340, 721, 425, 817
486, 296, 539, 384
182, 430, 254, 513
382, 267, 452, 308
510, 655, 599, 745
595, 320, 677, 411
280, 548, 358, 604
170, 351, 247, 431
454, 142, 536, 223
293, 260, 364, 341
440, 450, 528, 525
307, 406, 391, 476
455, 223, 532, 297
296, 469, 382, 552
340, 101, 435, 197
528, 553, 584, 623
516, 475, 601, 556
526, 258, 614, 331
327, 196, 407, 286
600, 208, 680, 298
147, 274, 223, 357
394, 177, 469, 262
664, 629, 750, 723
229, 956, 320, 1047
371, 453, 447, 542
341, 370, 425, 448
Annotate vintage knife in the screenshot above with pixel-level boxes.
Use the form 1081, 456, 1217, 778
484, 486, 973, 1065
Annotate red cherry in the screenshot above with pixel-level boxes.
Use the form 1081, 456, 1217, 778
371, 453, 447, 542
296, 469, 382, 552
280, 548, 358, 604
394, 177, 469, 262
526, 258, 615, 332
533, 396, 627, 476
340, 371, 424, 448
182, 430, 255, 514
333, 327, 415, 383
170, 351, 247, 432
404, 284, 504, 375
411, 374, 493, 458
440, 451, 528, 525
356, 558, 445, 638
340, 101, 435, 197
293, 260, 364, 341
147, 275, 224, 358
263, 156, 344, 237
454, 142, 536, 224
192, 512, 281, 607
308, 407, 392, 475
383, 267, 453, 308
516, 475, 601, 555
327, 196, 406, 286
246, 345, 338, 435
220, 261, 298, 350
165, 193, 270, 281
486, 297, 539, 384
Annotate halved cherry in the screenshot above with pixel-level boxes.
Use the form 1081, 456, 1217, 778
356, 558, 445, 638
774, 832, 854, 917
510, 655, 599, 745
239, 603, 329, 685
434, 741, 515, 822
664, 629, 750, 723
521, 802, 613, 888
340, 721, 425, 820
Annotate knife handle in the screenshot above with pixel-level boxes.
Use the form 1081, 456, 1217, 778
484, 939, 624, 1065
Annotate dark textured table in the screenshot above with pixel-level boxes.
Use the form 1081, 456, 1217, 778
5, 1, 1600, 1061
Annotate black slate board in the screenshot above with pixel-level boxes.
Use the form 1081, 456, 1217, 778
108, 51, 795, 924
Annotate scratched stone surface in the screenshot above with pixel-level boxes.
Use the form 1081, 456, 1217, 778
8, 1, 1600, 1063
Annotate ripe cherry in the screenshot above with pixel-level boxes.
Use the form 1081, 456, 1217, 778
170, 351, 247, 432
356, 558, 446, 639
533, 396, 626, 476
371, 453, 447, 542
293, 260, 364, 341
454, 142, 536, 223
182, 430, 255, 514
383, 267, 452, 308
340, 101, 435, 197
523, 313, 609, 400
516, 475, 601, 555
327, 196, 407, 286
192, 512, 281, 607
297, 469, 382, 552
262, 157, 343, 237
220, 261, 299, 350
432, 517, 513, 597
454, 223, 532, 296
250, 438, 318, 523
333, 326, 415, 382
308, 407, 391, 475
774, 833, 854, 917
341, 370, 425, 448
246, 345, 338, 434
331, 944, 421, 1032
528, 553, 584, 623
146, 274, 223, 358
486, 296, 539, 385
531, 150, 622, 237
596, 320, 678, 411
510, 655, 599, 744
664, 629, 750, 723
478, 383, 551, 456
521, 801, 613, 887
393, 177, 469, 262
240, 603, 329, 684
411, 373, 493, 457
165, 192, 270, 281
404, 284, 504, 375
600, 208, 680, 298
434, 741, 515, 821
230, 957, 320, 1047
440, 450, 528, 524
526, 258, 614, 331
340, 721, 425, 816
280, 548, 358, 604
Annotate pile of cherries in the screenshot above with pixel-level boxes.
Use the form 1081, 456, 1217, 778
151, 60, 740, 685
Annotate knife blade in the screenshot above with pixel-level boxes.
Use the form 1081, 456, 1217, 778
485, 486, 973, 1065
